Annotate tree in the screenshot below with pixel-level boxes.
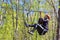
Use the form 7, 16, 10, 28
56, 0, 60, 40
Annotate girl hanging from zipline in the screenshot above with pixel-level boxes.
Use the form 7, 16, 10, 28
24, 13, 50, 35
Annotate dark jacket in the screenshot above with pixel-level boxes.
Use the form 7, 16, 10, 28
37, 18, 48, 35
38, 18, 48, 29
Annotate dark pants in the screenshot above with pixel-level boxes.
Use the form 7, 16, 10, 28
28, 24, 48, 35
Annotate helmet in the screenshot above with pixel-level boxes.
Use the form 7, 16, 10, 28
45, 14, 50, 20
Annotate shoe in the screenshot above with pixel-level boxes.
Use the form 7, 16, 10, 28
28, 31, 34, 35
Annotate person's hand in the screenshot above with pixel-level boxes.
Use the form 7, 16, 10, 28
24, 21, 29, 27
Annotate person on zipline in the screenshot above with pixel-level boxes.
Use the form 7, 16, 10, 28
24, 14, 50, 35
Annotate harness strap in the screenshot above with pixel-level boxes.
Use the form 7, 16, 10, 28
41, 29, 47, 34
37, 24, 47, 34
37, 24, 44, 30
36, 24, 37, 28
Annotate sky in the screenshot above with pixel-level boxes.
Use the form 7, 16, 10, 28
0, 0, 58, 13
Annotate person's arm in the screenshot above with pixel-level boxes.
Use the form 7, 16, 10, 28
38, 18, 43, 24
24, 21, 36, 27
43, 19, 48, 30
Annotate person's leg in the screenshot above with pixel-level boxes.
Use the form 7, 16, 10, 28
24, 21, 36, 27
28, 24, 37, 35
37, 25, 48, 35
24, 22, 37, 35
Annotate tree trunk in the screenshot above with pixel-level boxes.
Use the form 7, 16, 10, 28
56, 1, 60, 40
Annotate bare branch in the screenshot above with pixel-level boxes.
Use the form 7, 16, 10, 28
46, 0, 57, 16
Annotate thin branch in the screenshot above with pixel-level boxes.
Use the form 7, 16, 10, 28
46, 0, 57, 16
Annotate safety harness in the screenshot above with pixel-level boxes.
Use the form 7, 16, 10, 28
36, 24, 48, 35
